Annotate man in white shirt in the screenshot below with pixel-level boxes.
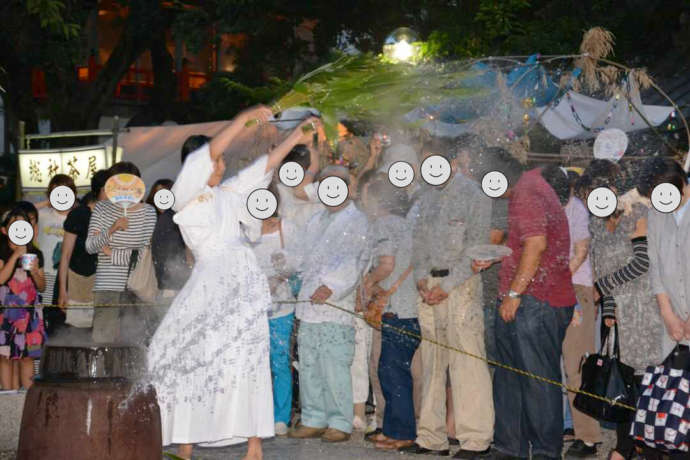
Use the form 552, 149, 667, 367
287, 166, 369, 443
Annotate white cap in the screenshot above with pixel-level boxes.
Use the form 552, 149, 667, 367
377, 144, 419, 173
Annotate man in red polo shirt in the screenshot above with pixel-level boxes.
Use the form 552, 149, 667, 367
493, 166, 576, 460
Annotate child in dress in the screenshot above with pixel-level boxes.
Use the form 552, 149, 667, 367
0, 208, 46, 390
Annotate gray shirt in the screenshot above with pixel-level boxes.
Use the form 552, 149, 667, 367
412, 173, 492, 292
482, 198, 509, 306
648, 200, 690, 357
369, 215, 417, 318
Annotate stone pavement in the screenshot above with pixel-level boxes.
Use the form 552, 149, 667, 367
159, 428, 617, 460
0, 424, 618, 459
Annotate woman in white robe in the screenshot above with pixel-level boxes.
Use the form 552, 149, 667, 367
147, 106, 320, 460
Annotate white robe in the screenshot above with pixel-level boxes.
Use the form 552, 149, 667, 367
148, 144, 274, 445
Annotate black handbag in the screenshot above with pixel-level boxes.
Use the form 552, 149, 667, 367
663, 344, 690, 371
574, 324, 639, 423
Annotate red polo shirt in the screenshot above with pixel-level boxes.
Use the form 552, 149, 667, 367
498, 169, 577, 307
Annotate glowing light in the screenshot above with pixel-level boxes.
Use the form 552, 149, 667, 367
383, 27, 419, 64
392, 40, 414, 62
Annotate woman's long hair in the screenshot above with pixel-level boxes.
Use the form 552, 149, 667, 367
146, 179, 174, 206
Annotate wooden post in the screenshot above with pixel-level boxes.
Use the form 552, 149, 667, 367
111, 116, 119, 166
16, 120, 25, 200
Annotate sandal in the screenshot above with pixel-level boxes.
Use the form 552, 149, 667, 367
385, 440, 415, 450
375, 440, 398, 450
366, 432, 389, 443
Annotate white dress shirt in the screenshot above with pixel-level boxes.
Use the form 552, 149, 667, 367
287, 202, 369, 326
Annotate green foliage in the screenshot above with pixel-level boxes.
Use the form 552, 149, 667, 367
189, 73, 288, 122
271, 53, 484, 144
171, 8, 211, 54
475, 0, 531, 41
25, 0, 80, 38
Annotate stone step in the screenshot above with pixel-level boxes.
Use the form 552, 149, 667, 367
0, 391, 26, 453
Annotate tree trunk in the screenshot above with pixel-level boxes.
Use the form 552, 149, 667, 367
148, 21, 177, 124
69, 0, 165, 129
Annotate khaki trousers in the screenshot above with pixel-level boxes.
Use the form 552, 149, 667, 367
351, 317, 372, 404
563, 284, 602, 444
416, 275, 494, 452
370, 321, 423, 428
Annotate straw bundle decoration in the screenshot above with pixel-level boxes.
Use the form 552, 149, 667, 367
559, 71, 581, 92
575, 27, 616, 91
599, 65, 621, 95
630, 68, 653, 90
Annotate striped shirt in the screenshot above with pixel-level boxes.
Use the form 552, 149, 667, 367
86, 200, 157, 292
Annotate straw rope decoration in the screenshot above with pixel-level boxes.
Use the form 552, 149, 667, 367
473, 28, 690, 170
17, 299, 636, 412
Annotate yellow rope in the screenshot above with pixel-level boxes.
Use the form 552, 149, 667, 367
4, 299, 637, 411
299, 299, 637, 412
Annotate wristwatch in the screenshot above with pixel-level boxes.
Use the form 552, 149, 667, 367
507, 290, 522, 299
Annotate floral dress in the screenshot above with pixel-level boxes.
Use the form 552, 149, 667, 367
0, 250, 46, 359
589, 204, 663, 373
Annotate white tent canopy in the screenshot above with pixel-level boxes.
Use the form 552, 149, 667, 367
106, 120, 281, 192
536, 80, 674, 140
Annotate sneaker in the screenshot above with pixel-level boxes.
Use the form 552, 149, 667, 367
565, 440, 597, 458
321, 428, 351, 442
274, 422, 288, 436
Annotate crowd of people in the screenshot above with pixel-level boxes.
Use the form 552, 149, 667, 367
0, 104, 689, 460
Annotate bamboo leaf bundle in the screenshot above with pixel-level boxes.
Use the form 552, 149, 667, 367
270, 53, 485, 145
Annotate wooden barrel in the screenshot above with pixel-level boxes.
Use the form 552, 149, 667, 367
17, 345, 161, 460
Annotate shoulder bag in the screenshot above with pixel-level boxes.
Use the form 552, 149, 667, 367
573, 323, 639, 423
126, 247, 158, 303
630, 344, 690, 453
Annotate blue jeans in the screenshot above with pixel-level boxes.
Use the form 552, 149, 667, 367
269, 313, 294, 425
297, 321, 355, 433
493, 295, 573, 459
379, 315, 420, 440
563, 390, 573, 430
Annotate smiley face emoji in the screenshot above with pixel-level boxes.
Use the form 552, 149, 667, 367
481, 171, 508, 198
153, 189, 175, 211
587, 187, 618, 217
279, 161, 305, 187
246, 189, 278, 220
421, 155, 451, 186
650, 182, 682, 213
318, 176, 349, 207
49, 185, 76, 211
7, 220, 34, 246
388, 161, 415, 188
